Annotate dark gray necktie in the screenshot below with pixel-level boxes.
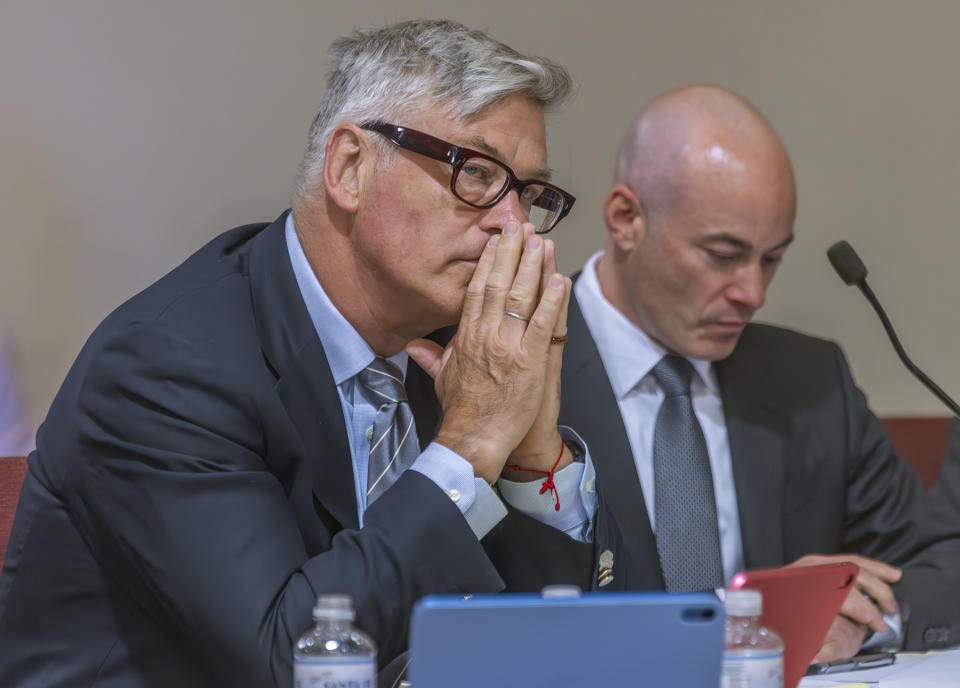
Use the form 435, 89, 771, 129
360, 357, 417, 506
651, 354, 724, 591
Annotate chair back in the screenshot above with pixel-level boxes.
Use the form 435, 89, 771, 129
0, 455, 29, 569
880, 417, 953, 488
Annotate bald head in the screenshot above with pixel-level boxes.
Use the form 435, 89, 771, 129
598, 85, 797, 361
613, 85, 795, 223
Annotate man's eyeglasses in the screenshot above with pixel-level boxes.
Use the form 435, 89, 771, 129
361, 121, 575, 234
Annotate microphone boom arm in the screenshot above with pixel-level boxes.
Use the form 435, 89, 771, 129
857, 279, 960, 418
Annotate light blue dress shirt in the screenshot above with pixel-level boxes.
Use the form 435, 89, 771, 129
285, 214, 594, 540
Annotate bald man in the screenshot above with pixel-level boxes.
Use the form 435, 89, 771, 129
560, 86, 960, 661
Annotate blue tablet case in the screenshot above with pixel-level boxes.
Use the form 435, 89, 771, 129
408, 590, 724, 687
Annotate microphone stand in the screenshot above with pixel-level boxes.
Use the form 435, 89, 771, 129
855, 278, 960, 419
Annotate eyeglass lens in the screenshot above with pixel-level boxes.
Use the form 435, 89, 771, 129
455, 156, 564, 233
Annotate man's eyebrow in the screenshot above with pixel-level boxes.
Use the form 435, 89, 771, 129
769, 234, 795, 252
703, 233, 751, 251
703, 233, 795, 253
463, 136, 554, 181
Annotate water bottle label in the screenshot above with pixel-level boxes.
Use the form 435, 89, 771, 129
293, 658, 376, 688
721, 654, 783, 688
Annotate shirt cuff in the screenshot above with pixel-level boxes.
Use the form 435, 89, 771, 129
465, 479, 509, 539
497, 426, 597, 541
410, 442, 507, 539
862, 611, 903, 651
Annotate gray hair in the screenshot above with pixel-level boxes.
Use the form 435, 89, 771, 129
293, 19, 573, 202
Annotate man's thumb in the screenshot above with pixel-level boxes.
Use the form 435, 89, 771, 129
406, 338, 445, 378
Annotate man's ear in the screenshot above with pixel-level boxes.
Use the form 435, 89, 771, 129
323, 123, 371, 214
603, 184, 645, 251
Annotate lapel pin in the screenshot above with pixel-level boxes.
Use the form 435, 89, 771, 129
598, 549, 614, 587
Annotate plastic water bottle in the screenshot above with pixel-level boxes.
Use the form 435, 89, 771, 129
721, 589, 784, 688
293, 594, 377, 688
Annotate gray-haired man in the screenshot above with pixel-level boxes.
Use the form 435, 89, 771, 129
0, 20, 596, 687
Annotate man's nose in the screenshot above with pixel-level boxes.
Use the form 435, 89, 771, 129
727, 264, 767, 311
480, 189, 529, 232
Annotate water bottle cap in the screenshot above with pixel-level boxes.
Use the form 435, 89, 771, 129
312, 594, 356, 621
540, 585, 582, 599
724, 589, 762, 617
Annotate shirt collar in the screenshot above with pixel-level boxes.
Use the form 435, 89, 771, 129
285, 213, 407, 385
574, 251, 717, 398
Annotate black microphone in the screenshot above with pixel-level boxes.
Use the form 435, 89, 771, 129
827, 240, 960, 418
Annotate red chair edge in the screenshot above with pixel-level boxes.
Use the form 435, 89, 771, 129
880, 416, 953, 489
0, 455, 29, 569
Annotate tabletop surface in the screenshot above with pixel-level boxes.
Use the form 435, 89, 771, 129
798, 647, 960, 687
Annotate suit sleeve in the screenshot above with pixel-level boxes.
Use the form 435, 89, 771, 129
482, 505, 595, 591
833, 344, 960, 650
64, 321, 503, 687
930, 418, 960, 523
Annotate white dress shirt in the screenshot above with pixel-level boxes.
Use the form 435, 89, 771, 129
574, 251, 901, 648
575, 251, 745, 583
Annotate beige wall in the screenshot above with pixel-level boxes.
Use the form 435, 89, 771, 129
2, 0, 958, 423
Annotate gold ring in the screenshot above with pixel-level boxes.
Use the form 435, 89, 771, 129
551, 335, 568, 344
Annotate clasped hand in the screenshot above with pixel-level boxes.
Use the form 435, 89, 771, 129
407, 220, 572, 484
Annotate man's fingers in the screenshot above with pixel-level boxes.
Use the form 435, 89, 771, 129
813, 615, 868, 664
524, 273, 568, 353
552, 248, 569, 339
537, 256, 569, 408
405, 338, 445, 379
480, 221, 527, 323
855, 570, 899, 615
499, 233, 546, 338
539, 239, 569, 339
854, 557, 902, 584
792, 553, 901, 584
790, 552, 901, 615
839, 587, 889, 633
460, 234, 500, 323
545, 259, 570, 387
791, 553, 898, 629
540, 238, 557, 296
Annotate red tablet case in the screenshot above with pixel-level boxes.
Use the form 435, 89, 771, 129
729, 562, 859, 688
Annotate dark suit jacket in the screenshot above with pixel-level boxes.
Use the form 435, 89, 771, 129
560, 290, 960, 650
0, 214, 591, 688
931, 418, 960, 516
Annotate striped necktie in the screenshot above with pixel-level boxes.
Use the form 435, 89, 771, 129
360, 357, 417, 506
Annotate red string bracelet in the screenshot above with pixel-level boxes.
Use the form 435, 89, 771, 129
506, 440, 564, 511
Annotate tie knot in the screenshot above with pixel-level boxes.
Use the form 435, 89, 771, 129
651, 355, 695, 397
359, 357, 407, 403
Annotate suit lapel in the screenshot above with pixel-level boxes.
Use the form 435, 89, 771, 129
248, 213, 360, 531
716, 335, 789, 569
561, 292, 662, 587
